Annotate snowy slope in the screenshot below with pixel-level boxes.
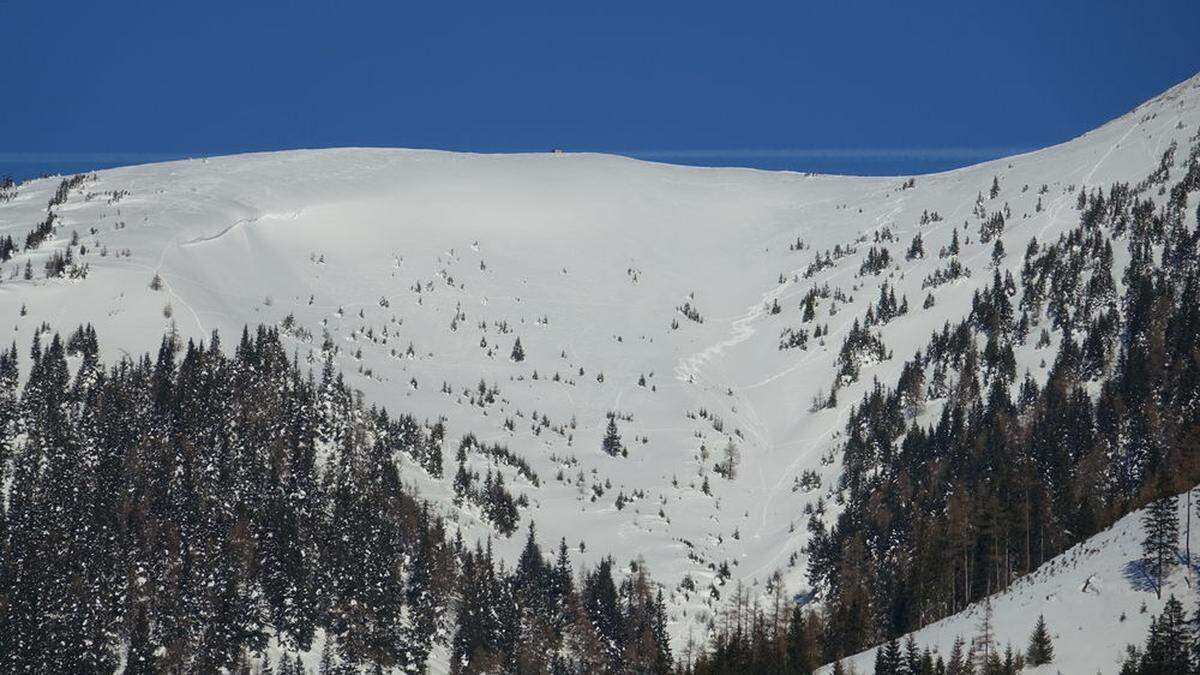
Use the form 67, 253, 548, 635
1, 73, 1198, 654
820, 491, 1200, 675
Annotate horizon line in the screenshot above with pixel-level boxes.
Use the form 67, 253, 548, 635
0, 145, 1037, 166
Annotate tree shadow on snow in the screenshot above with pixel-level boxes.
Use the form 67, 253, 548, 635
1123, 551, 1198, 594
1122, 558, 1157, 593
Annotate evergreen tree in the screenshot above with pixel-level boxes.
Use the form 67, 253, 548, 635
946, 636, 969, 675
990, 238, 1005, 267
1139, 596, 1190, 674
1025, 614, 1053, 666
784, 605, 815, 674
873, 638, 902, 674
906, 232, 925, 261
903, 635, 921, 675
602, 416, 622, 457
1141, 486, 1179, 599
583, 557, 623, 666
802, 294, 816, 322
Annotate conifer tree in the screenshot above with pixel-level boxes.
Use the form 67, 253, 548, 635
802, 294, 816, 322
1140, 596, 1190, 673
784, 605, 814, 674
991, 238, 1005, 267
874, 638, 901, 674
1025, 614, 1054, 666
583, 557, 623, 668
972, 598, 995, 669
602, 416, 622, 457
1141, 485, 1179, 599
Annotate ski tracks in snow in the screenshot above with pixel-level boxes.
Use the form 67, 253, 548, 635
671, 188, 915, 582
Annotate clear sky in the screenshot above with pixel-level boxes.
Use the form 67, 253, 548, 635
2, 0, 1198, 179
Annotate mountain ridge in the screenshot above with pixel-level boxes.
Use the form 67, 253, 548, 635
1, 72, 1199, 673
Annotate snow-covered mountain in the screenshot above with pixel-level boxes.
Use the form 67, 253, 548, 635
2, 73, 1199, 672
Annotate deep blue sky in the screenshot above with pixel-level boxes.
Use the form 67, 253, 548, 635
2, 0, 1198, 179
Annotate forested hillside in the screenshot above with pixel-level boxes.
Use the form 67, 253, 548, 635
1, 74, 1199, 674
681, 134, 1200, 674
0, 325, 675, 672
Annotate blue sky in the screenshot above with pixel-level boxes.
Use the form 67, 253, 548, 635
1, 0, 1198, 179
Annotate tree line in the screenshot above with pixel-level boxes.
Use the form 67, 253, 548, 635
0, 324, 673, 673
684, 141, 1200, 671
804, 142, 1200, 660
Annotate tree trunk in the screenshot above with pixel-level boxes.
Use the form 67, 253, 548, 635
1024, 488, 1031, 574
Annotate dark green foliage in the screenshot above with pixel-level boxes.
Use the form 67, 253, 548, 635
833, 320, 889, 387
0, 235, 16, 261
682, 586, 822, 675
859, 246, 892, 276
450, 539, 672, 674
1125, 596, 1191, 675
905, 232, 924, 261
1026, 614, 1054, 666
801, 144, 1200, 658
602, 415, 623, 457
0, 324, 672, 673
1141, 485, 1179, 599
0, 325, 460, 672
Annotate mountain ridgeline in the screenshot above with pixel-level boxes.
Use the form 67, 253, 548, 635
684, 131, 1200, 675
1, 76, 1200, 674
